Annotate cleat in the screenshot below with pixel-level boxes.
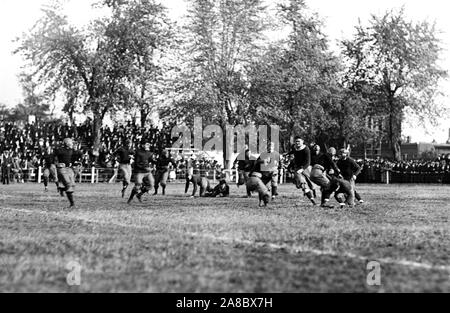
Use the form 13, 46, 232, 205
359, 200, 365, 205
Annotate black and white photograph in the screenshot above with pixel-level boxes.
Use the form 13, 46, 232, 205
0, 0, 449, 296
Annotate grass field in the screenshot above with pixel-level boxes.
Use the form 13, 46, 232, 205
0, 182, 449, 293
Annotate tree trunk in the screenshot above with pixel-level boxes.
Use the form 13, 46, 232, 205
388, 106, 403, 162
392, 140, 402, 161
92, 115, 103, 165
68, 110, 78, 138
222, 122, 231, 170
140, 109, 149, 128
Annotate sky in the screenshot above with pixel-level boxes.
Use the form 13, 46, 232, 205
0, 0, 449, 143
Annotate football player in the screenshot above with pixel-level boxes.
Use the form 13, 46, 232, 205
127, 141, 155, 204
54, 138, 82, 208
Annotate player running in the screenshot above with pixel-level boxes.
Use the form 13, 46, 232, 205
41, 146, 58, 193
258, 142, 281, 200
113, 141, 133, 198
337, 149, 363, 206
127, 141, 155, 204
154, 150, 176, 196
310, 145, 342, 209
235, 148, 256, 197
53, 138, 82, 208
288, 137, 317, 206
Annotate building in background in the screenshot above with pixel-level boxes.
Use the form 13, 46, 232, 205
353, 114, 450, 160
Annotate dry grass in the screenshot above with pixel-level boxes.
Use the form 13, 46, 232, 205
0, 182, 449, 293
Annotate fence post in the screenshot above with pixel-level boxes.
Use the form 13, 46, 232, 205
213, 170, 217, 184
235, 170, 238, 184
38, 167, 42, 184
91, 167, 95, 184
386, 170, 390, 185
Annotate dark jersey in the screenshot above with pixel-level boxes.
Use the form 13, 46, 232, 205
311, 153, 340, 173
240, 159, 256, 172
237, 153, 256, 172
54, 148, 82, 167
134, 150, 153, 173
211, 184, 230, 197
42, 153, 55, 169
115, 147, 131, 164
156, 156, 176, 170
337, 158, 362, 181
289, 146, 311, 170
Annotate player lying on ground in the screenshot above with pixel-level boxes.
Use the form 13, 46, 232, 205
204, 180, 230, 198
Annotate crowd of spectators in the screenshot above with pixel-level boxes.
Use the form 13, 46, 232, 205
2, 119, 450, 184
0, 120, 223, 184
0, 120, 169, 183
358, 155, 450, 184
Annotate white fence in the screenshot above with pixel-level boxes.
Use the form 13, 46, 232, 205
2, 167, 290, 185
